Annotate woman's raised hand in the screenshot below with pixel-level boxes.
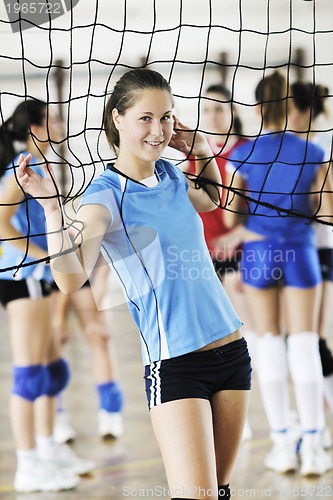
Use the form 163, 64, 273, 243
168, 117, 210, 157
16, 153, 60, 213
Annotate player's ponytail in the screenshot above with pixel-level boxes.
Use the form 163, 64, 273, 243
291, 81, 329, 119
0, 117, 16, 178
0, 99, 46, 178
255, 71, 287, 130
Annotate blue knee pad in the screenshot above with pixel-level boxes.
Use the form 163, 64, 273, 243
97, 381, 124, 412
12, 365, 49, 402
44, 358, 70, 397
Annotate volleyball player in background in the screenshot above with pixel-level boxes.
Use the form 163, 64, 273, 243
187, 84, 247, 269
225, 71, 333, 476
288, 80, 333, 447
0, 100, 95, 493
52, 255, 124, 443
17, 68, 252, 500
187, 84, 256, 440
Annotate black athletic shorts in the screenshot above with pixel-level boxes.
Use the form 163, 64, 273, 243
213, 257, 240, 281
50, 279, 91, 292
144, 337, 252, 410
0, 278, 53, 307
318, 248, 333, 282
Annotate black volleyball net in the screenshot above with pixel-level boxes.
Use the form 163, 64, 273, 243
0, 0, 332, 275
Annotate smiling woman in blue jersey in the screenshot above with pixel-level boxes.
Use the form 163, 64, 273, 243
15, 68, 252, 500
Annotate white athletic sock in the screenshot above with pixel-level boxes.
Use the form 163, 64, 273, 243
302, 430, 322, 449
287, 332, 324, 436
16, 448, 38, 471
56, 393, 64, 413
256, 333, 290, 433
36, 434, 56, 455
323, 373, 333, 414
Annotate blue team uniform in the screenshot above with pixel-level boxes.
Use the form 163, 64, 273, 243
227, 132, 324, 288
79, 159, 242, 365
0, 152, 52, 283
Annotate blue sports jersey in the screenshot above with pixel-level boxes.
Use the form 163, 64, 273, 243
0, 152, 52, 282
79, 159, 242, 365
227, 132, 324, 245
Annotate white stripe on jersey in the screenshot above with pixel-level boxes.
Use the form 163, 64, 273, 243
156, 305, 170, 360
141, 340, 150, 366
117, 173, 127, 192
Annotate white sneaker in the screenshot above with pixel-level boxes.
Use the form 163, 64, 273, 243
39, 444, 96, 476
264, 443, 298, 473
300, 444, 333, 477
54, 411, 77, 444
98, 409, 123, 439
322, 426, 333, 449
14, 459, 80, 493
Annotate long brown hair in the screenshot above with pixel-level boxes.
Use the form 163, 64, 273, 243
0, 99, 46, 178
255, 71, 287, 130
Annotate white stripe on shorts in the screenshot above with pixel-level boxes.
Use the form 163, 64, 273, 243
26, 277, 43, 300
148, 361, 161, 407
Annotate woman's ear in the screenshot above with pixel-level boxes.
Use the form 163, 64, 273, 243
112, 108, 122, 131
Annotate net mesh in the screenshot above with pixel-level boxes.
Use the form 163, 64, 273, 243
0, 0, 332, 274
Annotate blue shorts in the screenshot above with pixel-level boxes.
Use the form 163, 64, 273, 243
144, 337, 251, 410
241, 240, 322, 289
